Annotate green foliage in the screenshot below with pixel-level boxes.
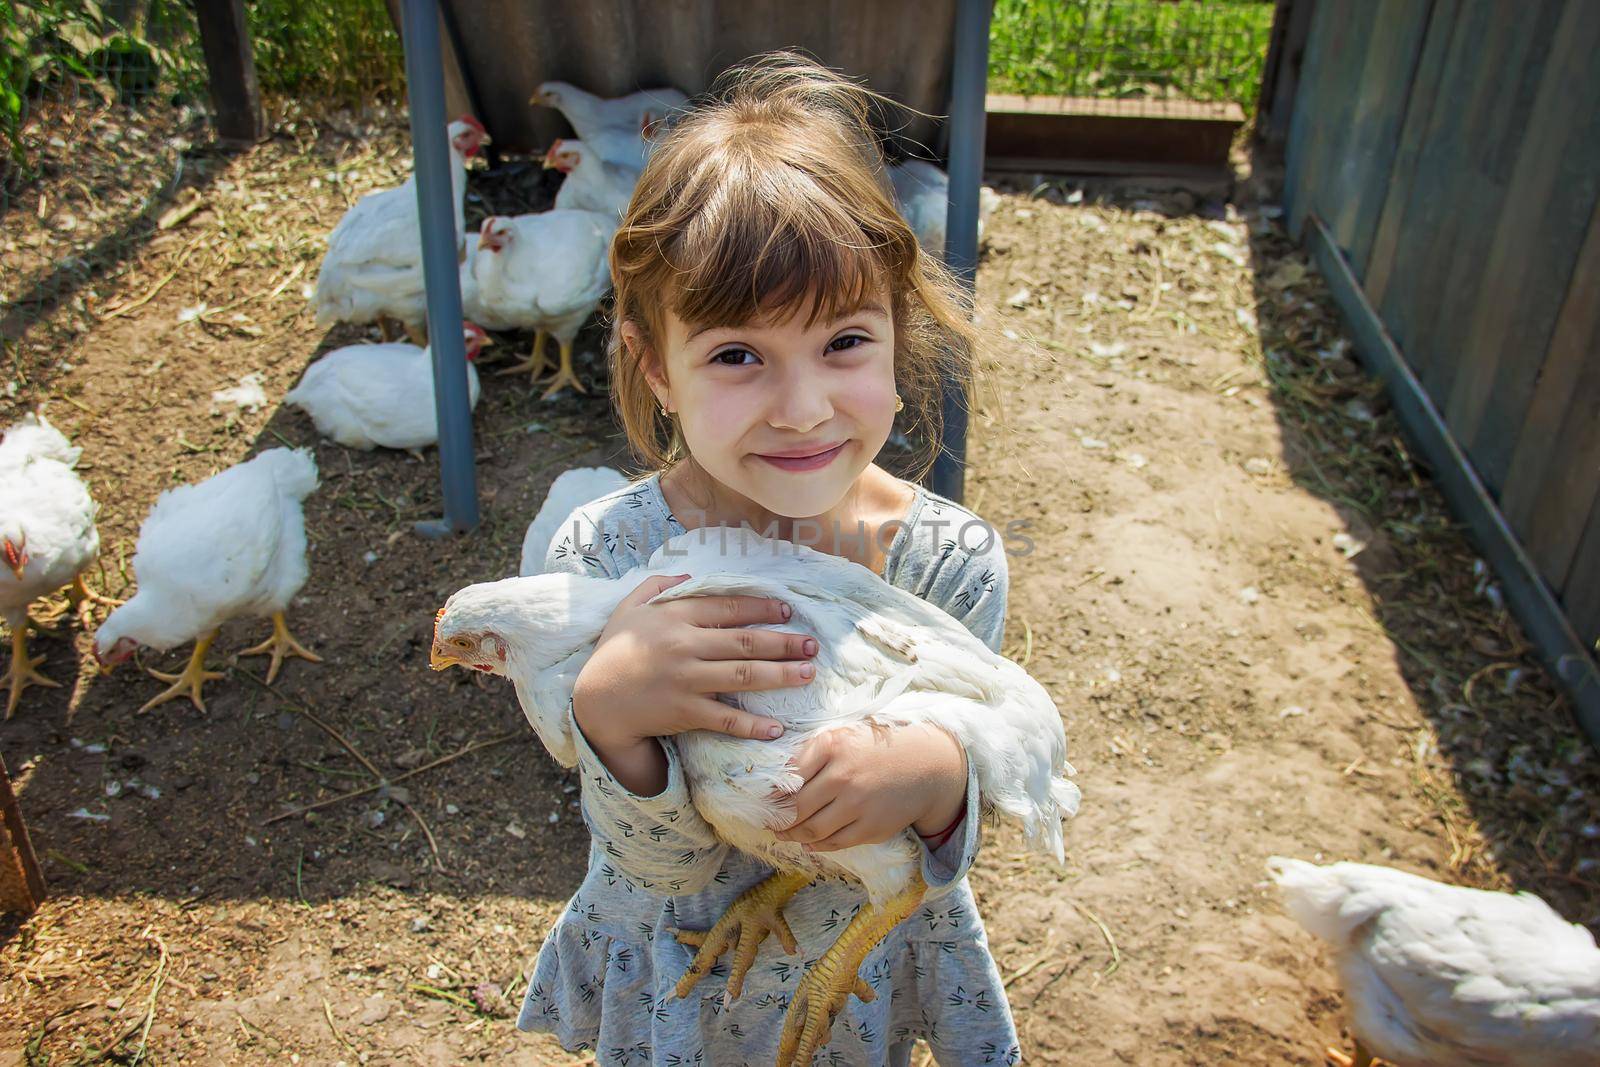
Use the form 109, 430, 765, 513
247, 0, 405, 105
1, 0, 403, 174
989, 0, 1277, 108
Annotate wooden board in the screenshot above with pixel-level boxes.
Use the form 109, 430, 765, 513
0, 754, 44, 915
1498, 195, 1600, 590
984, 94, 1244, 174
1284, 0, 1369, 241
1328, 0, 1434, 276
1445, 0, 1600, 494
1362, 0, 1459, 307
1563, 495, 1600, 652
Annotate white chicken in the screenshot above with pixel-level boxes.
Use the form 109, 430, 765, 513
886, 159, 1000, 258
94, 448, 321, 712
431, 525, 1079, 1066
313, 116, 488, 343
471, 212, 616, 398
285, 323, 490, 452
516, 466, 629, 576
1268, 856, 1600, 1067
543, 139, 639, 219
0, 414, 103, 717
531, 81, 687, 168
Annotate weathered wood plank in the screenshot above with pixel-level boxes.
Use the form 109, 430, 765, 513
192, 0, 265, 144
1446, 0, 1600, 494
0, 755, 44, 915
1283, 0, 1345, 239
1381, 4, 1562, 389
1329, 0, 1435, 276
1363, 0, 1458, 309
1306, 212, 1600, 748
1288, 0, 1379, 242
1561, 493, 1600, 655
1498, 194, 1600, 589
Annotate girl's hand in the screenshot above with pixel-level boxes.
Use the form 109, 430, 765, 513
573, 574, 818, 755
773, 722, 968, 852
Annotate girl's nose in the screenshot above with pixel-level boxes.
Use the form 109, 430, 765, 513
766, 377, 834, 433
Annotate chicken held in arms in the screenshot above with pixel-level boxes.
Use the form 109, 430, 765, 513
472, 212, 615, 397
313, 116, 488, 343
285, 323, 490, 452
0, 414, 108, 717
432, 526, 1080, 1066
95, 448, 321, 712
1268, 856, 1600, 1067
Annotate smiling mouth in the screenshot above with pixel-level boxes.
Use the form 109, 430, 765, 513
755, 442, 847, 471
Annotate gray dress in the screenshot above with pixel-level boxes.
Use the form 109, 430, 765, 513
519, 471, 1022, 1066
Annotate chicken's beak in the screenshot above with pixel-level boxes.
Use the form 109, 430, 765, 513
429, 642, 464, 672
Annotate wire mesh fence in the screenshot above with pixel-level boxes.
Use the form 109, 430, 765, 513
0, 0, 405, 416
988, 0, 1277, 115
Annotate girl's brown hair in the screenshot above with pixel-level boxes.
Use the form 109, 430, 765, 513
607, 50, 993, 481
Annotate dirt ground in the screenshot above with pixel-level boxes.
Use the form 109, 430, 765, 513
2, 102, 1597, 1066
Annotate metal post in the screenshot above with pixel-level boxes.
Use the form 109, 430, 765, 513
402, 0, 479, 537
932, 0, 992, 505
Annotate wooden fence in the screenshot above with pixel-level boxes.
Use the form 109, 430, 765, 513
1282, 0, 1600, 668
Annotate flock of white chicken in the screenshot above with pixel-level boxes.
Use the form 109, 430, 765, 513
1, 80, 1596, 1067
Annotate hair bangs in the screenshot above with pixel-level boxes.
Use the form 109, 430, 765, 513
664, 163, 896, 335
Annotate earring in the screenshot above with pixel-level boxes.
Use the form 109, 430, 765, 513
894, 393, 904, 413
660, 401, 670, 416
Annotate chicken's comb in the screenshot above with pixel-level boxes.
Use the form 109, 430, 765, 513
456, 114, 486, 135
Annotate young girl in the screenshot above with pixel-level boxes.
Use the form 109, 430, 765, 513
520, 53, 1022, 1066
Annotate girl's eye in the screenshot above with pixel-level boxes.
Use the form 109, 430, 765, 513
828, 334, 870, 352
710, 348, 758, 367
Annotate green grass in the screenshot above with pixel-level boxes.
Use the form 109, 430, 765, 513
989, 0, 1277, 108
2, 0, 403, 172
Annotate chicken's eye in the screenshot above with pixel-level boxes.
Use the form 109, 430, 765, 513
452, 637, 473, 649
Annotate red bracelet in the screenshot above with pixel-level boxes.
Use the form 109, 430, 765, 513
917, 806, 966, 850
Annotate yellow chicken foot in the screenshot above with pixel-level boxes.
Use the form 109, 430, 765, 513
378, 317, 397, 342
405, 321, 428, 347
1326, 1042, 1385, 1067
65, 573, 123, 625
493, 330, 552, 380
239, 611, 322, 684
5, 625, 61, 720
670, 870, 810, 1001
140, 629, 224, 714
776, 879, 926, 1067
540, 338, 587, 400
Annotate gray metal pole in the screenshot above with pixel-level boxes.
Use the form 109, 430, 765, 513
932, 0, 992, 505
402, 0, 479, 537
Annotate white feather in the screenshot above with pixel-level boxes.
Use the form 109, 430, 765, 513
285, 340, 480, 452
94, 449, 317, 655
0, 414, 99, 628
1269, 856, 1600, 1066
519, 467, 630, 576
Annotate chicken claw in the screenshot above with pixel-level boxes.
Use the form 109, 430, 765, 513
4, 627, 60, 719
494, 330, 552, 381
670, 870, 809, 1001
239, 611, 322, 684
140, 629, 224, 714
539, 339, 587, 400
1325, 1043, 1385, 1067
776, 880, 926, 1067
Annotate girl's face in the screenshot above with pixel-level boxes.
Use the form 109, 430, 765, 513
640, 290, 897, 519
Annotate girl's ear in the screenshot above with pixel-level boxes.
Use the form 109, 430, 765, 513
622, 319, 670, 400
